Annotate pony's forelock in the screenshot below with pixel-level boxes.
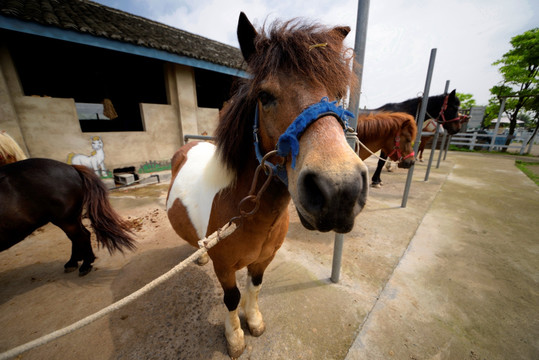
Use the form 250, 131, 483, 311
215, 18, 354, 177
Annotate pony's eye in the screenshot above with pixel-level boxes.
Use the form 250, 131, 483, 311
259, 91, 276, 108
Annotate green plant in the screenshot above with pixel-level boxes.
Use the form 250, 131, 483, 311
515, 160, 539, 185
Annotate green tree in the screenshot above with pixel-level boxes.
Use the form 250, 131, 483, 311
489, 28, 539, 149
456, 92, 476, 110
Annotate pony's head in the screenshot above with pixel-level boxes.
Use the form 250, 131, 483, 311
0, 131, 27, 166
216, 13, 368, 233
431, 90, 466, 135
385, 113, 417, 169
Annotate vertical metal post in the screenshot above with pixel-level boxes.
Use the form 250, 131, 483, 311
401, 48, 436, 208
425, 80, 449, 179
424, 124, 440, 181
489, 97, 506, 151
436, 133, 447, 168
435, 80, 450, 169
443, 135, 451, 160
331, 0, 370, 284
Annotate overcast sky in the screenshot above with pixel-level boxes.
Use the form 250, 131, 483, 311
93, 0, 537, 109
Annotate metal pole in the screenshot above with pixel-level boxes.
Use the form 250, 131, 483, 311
401, 48, 436, 208
436, 80, 450, 168
489, 98, 506, 151
424, 123, 440, 181
425, 80, 449, 178
331, 0, 370, 284
436, 133, 447, 168
443, 135, 451, 160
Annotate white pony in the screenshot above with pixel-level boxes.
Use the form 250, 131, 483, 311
67, 136, 107, 176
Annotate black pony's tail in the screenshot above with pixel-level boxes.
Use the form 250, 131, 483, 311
72, 165, 136, 254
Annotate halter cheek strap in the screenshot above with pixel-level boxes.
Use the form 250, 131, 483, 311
386, 130, 415, 162
253, 97, 353, 186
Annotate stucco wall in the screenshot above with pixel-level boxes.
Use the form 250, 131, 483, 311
0, 47, 220, 173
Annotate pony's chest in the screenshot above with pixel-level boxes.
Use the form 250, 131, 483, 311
167, 142, 233, 239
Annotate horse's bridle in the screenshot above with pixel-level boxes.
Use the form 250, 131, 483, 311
253, 97, 352, 186
434, 94, 469, 126
386, 130, 415, 163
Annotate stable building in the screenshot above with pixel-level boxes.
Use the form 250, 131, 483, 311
0, 0, 247, 176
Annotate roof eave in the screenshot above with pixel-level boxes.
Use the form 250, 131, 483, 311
0, 15, 249, 78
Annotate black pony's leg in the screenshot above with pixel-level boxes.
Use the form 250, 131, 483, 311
371, 151, 387, 186
58, 220, 96, 276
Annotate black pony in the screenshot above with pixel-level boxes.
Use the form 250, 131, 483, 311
0, 158, 136, 275
371, 90, 464, 187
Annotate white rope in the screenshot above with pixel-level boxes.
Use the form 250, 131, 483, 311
0, 222, 238, 360
355, 138, 392, 163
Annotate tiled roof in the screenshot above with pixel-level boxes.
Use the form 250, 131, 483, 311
0, 0, 246, 71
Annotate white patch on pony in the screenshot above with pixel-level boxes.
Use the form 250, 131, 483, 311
166, 142, 234, 239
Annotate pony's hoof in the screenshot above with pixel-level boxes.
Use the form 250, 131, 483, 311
196, 253, 209, 266
248, 320, 266, 337
64, 260, 79, 273
78, 265, 93, 276
227, 341, 246, 359
371, 182, 382, 188
64, 266, 78, 273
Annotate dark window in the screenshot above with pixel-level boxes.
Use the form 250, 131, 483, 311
5, 30, 168, 132
194, 68, 236, 109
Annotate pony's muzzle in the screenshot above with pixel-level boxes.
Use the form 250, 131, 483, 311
398, 158, 415, 169
296, 164, 368, 233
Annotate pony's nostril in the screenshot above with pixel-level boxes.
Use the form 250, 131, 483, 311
299, 171, 330, 216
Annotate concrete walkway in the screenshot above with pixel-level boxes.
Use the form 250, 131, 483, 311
346, 152, 539, 360
0, 151, 537, 360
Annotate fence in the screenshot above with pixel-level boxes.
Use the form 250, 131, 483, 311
449, 131, 538, 154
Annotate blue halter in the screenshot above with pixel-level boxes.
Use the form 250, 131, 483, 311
253, 97, 354, 186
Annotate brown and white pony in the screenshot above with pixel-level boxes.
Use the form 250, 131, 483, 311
166, 13, 368, 357
356, 112, 417, 167
0, 131, 27, 166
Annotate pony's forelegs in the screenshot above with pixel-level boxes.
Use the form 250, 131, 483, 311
242, 273, 265, 337
220, 272, 245, 358
371, 152, 386, 187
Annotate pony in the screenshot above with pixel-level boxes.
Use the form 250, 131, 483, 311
67, 136, 107, 177
0, 158, 136, 276
0, 130, 27, 166
166, 13, 368, 357
356, 112, 417, 168
370, 90, 467, 187
416, 118, 443, 161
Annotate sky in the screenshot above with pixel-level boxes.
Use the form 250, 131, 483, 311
93, 0, 538, 109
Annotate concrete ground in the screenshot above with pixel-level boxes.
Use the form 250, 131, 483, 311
0, 149, 537, 360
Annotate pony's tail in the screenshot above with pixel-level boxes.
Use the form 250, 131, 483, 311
72, 165, 137, 254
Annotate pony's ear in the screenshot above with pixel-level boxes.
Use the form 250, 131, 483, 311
448, 89, 457, 98
237, 12, 258, 63
331, 26, 351, 41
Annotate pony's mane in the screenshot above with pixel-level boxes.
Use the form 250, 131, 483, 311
0, 131, 27, 165
375, 93, 460, 119
356, 112, 416, 142
215, 19, 355, 176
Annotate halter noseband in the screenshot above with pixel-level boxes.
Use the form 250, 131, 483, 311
435, 94, 468, 125
253, 97, 352, 186
386, 130, 415, 162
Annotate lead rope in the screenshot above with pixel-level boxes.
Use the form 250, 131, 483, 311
0, 153, 279, 360
349, 127, 392, 164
